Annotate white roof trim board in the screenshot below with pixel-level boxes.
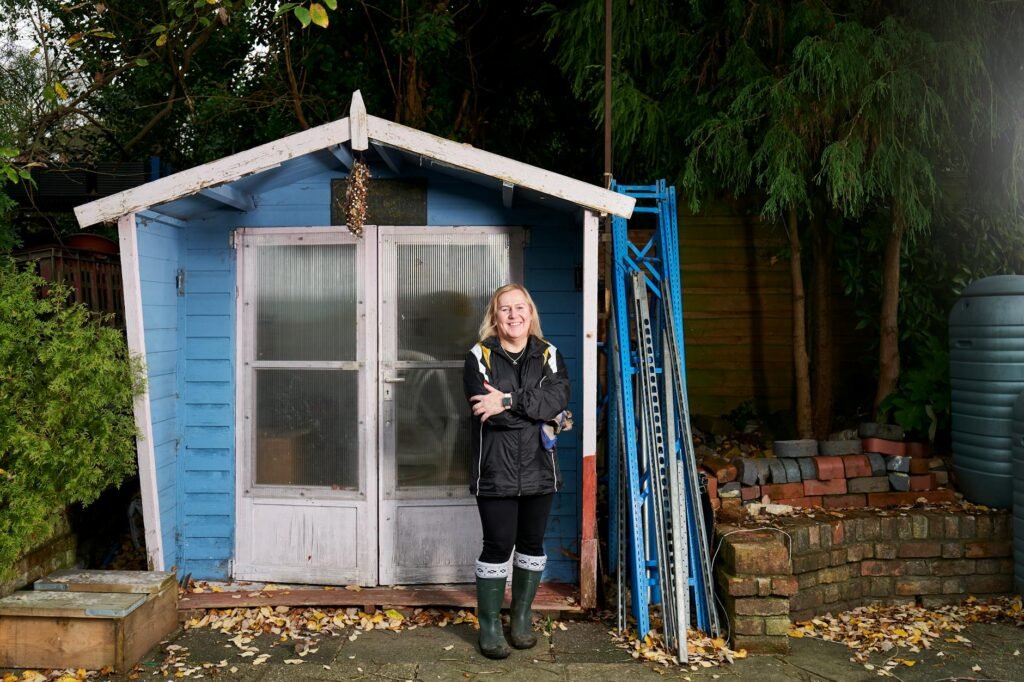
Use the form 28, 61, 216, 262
75, 90, 635, 227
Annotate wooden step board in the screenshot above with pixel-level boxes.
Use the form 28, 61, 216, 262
0, 570, 178, 672
35, 569, 176, 595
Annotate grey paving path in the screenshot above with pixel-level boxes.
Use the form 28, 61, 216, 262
3, 616, 1019, 680
124, 618, 1024, 681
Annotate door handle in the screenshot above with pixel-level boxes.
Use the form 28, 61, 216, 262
383, 375, 406, 383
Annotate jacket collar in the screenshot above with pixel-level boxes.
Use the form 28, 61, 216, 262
482, 335, 545, 357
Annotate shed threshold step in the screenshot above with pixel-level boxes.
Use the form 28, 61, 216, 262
178, 582, 581, 613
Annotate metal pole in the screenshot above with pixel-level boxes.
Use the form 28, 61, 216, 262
663, 330, 689, 661
603, 0, 613, 188
632, 272, 678, 652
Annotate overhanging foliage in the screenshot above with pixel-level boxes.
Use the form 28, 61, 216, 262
0, 259, 143, 578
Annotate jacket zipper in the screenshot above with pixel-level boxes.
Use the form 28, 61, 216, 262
549, 450, 557, 492
516, 352, 523, 496
517, 410, 523, 496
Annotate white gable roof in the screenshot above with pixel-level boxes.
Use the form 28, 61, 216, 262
75, 91, 635, 227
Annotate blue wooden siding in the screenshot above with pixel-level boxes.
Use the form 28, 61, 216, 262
135, 216, 184, 569
179, 222, 235, 578
167, 167, 583, 583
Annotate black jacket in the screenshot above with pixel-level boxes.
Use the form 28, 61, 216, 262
463, 335, 571, 496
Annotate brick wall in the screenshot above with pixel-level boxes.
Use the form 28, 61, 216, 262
0, 514, 77, 598
715, 508, 1013, 654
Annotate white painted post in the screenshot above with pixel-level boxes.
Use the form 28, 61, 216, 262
580, 208, 600, 607
118, 213, 165, 571
350, 90, 369, 151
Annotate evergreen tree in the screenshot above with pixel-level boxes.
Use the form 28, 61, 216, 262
547, 0, 1024, 435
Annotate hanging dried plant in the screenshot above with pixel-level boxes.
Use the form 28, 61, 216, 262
345, 158, 371, 237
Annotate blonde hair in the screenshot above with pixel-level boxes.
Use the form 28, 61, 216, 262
478, 283, 544, 342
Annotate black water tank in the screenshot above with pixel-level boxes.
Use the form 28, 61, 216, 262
948, 275, 1024, 509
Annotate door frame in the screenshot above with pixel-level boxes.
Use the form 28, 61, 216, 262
376, 226, 523, 585
232, 225, 525, 586
232, 226, 379, 585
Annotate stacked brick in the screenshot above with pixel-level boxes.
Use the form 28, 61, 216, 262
701, 423, 954, 512
715, 508, 1013, 654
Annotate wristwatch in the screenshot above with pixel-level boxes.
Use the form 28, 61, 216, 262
501, 393, 512, 410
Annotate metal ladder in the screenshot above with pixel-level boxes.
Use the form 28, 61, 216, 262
606, 180, 720, 657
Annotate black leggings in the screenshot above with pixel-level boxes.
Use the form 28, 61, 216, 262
476, 494, 554, 563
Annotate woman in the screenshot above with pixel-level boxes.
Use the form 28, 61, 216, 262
463, 283, 571, 659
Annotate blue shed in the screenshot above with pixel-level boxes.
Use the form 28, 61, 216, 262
75, 92, 635, 607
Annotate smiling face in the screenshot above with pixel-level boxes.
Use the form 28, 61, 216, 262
495, 288, 533, 348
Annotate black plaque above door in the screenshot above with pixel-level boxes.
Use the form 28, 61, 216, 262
331, 178, 428, 226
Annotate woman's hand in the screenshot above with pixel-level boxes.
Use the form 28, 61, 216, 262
470, 382, 507, 422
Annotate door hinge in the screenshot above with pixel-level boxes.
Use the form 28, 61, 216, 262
176, 269, 186, 296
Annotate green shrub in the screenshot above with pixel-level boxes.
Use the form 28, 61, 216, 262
0, 257, 143, 579
878, 336, 951, 442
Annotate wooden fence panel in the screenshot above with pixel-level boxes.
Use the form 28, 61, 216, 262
13, 247, 125, 328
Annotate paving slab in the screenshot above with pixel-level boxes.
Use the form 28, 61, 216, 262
4, 608, 1022, 681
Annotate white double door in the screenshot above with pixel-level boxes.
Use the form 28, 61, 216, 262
234, 226, 521, 585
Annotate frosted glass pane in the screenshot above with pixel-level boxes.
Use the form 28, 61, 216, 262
395, 368, 473, 490
255, 245, 357, 361
396, 242, 510, 361
388, 236, 512, 497
255, 369, 359, 489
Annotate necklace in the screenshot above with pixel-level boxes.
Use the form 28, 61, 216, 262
500, 345, 527, 365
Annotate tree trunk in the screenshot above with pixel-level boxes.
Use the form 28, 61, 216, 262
402, 55, 425, 127
812, 214, 834, 438
788, 205, 813, 438
874, 204, 905, 418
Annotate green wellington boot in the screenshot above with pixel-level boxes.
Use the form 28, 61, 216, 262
509, 556, 545, 649
475, 576, 511, 659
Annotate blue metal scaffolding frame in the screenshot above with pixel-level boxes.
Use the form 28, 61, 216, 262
606, 179, 719, 643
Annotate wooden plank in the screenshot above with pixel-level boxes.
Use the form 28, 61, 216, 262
371, 140, 401, 173
502, 180, 514, 209
119, 213, 165, 571
122, 584, 178, 671
680, 272, 790, 289
684, 300, 791, 315
680, 247, 784, 266
75, 119, 352, 226
329, 144, 355, 169
580, 209, 598, 610
199, 185, 256, 211
0, 617, 116, 669
34, 570, 175, 595
350, 90, 368, 151
368, 115, 635, 218
177, 583, 581, 612
0, 591, 144, 618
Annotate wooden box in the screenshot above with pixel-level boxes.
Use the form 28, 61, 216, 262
0, 570, 178, 671
257, 429, 310, 484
